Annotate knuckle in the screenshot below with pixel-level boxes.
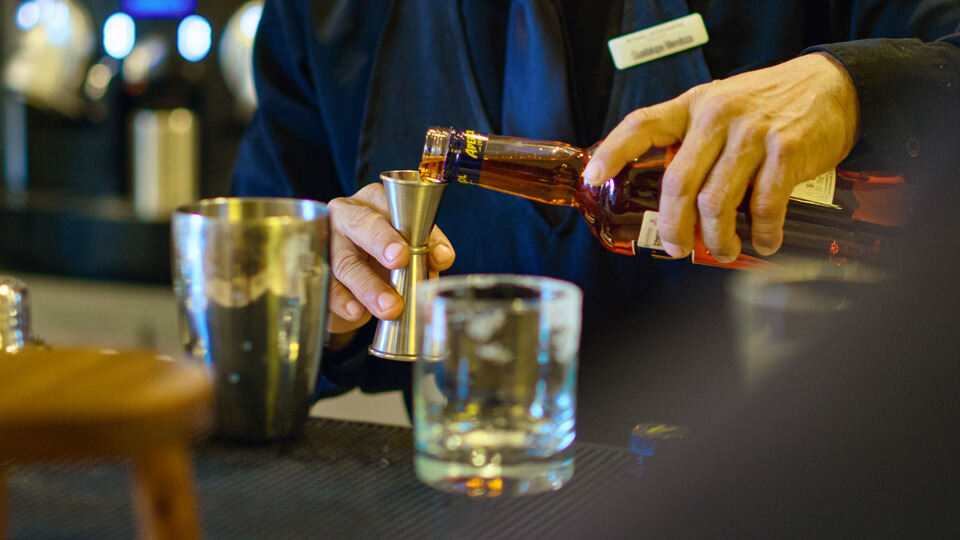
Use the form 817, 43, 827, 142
327, 280, 358, 316
327, 278, 351, 303
353, 274, 388, 307
655, 211, 681, 232
331, 252, 369, 285
653, 211, 685, 244
686, 80, 715, 102
732, 123, 765, 149
660, 170, 695, 199
692, 82, 730, 111
326, 196, 348, 216
696, 188, 727, 220
751, 197, 784, 223
695, 101, 726, 127
359, 183, 388, 208
767, 133, 803, 159
341, 210, 395, 255
346, 206, 381, 232
623, 108, 654, 132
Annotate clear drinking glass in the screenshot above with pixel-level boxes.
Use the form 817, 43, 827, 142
414, 274, 582, 497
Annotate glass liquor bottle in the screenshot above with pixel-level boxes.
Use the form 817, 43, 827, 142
419, 127, 909, 270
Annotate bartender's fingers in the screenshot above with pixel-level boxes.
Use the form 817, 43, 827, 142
582, 94, 689, 187
749, 154, 794, 257
330, 183, 410, 270
427, 226, 456, 272
328, 231, 402, 323
656, 94, 727, 259
326, 278, 373, 335
327, 186, 406, 323
694, 128, 764, 263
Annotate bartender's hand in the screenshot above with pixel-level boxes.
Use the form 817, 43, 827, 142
583, 52, 860, 262
325, 183, 455, 341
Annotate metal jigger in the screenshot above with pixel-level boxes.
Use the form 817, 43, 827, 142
369, 170, 447, 361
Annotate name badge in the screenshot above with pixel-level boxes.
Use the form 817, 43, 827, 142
608, 13, 709, 70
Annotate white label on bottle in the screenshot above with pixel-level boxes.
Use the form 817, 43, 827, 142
790, 170, 837, 206
608, 13, 710, 70
636, 211, 666, 251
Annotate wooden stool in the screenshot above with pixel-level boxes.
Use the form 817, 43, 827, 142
0, 347, 213, 539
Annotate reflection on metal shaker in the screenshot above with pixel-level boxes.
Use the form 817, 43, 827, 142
171, 198, 331, 441
133, 108, 199, 221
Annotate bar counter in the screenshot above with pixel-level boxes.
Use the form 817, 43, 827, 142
7, 418, 650, 539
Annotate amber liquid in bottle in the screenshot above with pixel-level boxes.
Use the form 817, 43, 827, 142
419, 127, 907, 269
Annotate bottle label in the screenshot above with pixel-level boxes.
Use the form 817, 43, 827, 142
636, 211, 666, 252
790, 170, 836, 206
455, 130, 487, 185
639, 211, 782, 271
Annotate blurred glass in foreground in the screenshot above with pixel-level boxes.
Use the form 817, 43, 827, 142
727, 260, 887, 391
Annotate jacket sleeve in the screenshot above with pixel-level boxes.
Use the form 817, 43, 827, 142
805, 27, 960, 183
232, 0, 408, 398
231, 0, 390, 203
230, 0, 340, 200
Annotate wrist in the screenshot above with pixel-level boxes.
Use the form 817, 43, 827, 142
326, 329, 359, 352
808, 51, 862, 151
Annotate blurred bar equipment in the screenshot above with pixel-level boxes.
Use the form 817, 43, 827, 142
2, 0, 95, 193
132, 106, 198, 221
218, 0, 262, 119
3, 0, 95, 118
0, 275, 45, 352
369, 170, 447, 361
0, 0, 262, 282
122, 29, 200, 221
2, 95, 27, 194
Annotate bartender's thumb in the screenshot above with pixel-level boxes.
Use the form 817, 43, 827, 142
427, 226, 456, 271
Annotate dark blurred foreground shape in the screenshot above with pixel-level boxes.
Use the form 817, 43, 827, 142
571, 66, 960, 538
0, 347, 213, 539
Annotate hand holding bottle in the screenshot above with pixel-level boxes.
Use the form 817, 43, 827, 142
325, 183, 456, 339
583, 52, 861, 263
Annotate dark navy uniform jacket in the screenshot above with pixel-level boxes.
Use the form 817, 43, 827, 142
233, 0, 960, 444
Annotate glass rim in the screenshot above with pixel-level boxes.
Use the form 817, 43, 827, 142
172, 197, 328, 222
418, 273, 582, 309
379, 170, 425, 184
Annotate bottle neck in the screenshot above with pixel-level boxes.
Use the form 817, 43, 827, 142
420, 127, 584, 205
419, 127, 458, 183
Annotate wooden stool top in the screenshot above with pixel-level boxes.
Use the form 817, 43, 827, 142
0, 347, 213, 461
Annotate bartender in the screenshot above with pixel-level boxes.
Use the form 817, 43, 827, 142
232, 0, 960, 444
